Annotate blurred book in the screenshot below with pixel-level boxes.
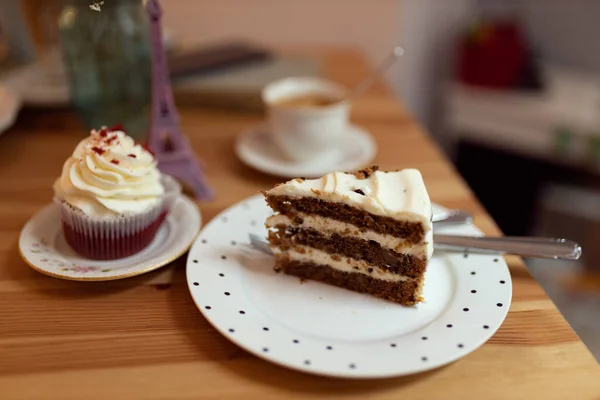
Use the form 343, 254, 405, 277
169, 41, 272, 77
0, 41, 322, 111
172, 55, 321, 111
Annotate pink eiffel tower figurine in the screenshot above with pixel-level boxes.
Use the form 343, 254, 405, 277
145, 0, 213, 200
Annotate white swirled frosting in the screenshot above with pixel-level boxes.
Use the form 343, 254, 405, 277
265, 168, 432, 227
53, 127, 164, 217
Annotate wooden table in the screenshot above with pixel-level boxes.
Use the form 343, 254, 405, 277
1, 48, 599, 399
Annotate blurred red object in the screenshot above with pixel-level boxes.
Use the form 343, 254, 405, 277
457, 20, 528, 89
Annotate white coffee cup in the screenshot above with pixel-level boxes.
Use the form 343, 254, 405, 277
262, 77, 351, 162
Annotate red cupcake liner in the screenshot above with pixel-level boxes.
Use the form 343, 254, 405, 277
56, 174, 181, 260
61, 211, 167, 260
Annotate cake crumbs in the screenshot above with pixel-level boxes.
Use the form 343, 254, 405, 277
353, 165, 379, 179
295, 246, 306, 254
110, 159, 119, 165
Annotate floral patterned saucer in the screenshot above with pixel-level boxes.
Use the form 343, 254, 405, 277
18, 196, 201, 281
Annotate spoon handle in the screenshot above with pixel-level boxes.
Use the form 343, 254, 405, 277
346, 46, 403, 101
433, 234, 582, 260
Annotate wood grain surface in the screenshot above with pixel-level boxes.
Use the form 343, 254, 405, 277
1, 48, 599, 400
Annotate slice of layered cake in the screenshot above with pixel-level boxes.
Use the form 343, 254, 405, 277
263, 166, 432, 305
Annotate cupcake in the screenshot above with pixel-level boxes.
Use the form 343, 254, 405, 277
53, 126, 180, 260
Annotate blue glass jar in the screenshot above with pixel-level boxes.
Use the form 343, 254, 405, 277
58, 0, 151, 138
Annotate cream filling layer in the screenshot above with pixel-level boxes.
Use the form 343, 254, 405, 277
266, 213, 433, 259
271, 245, 415, 283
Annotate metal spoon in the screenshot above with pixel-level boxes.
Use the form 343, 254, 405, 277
344, 46, 404, 102
432, 235, 582, 260
248, 233, 581, 261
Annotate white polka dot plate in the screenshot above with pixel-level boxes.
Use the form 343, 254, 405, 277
19, 196, 201, 281
186, 195, 511, 378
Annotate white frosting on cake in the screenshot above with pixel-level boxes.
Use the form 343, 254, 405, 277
265, 168, 432, 228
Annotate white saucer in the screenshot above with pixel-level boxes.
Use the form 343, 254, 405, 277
235, 123, 377, 178
19, 196, 201, 281
186, 195, 512, 378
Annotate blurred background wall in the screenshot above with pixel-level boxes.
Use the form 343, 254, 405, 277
158, 0, 470, 131
159, 0, 600, 132
161, 0, 401, 67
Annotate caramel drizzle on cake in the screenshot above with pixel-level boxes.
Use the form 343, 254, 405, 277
263, 166, 433, 306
